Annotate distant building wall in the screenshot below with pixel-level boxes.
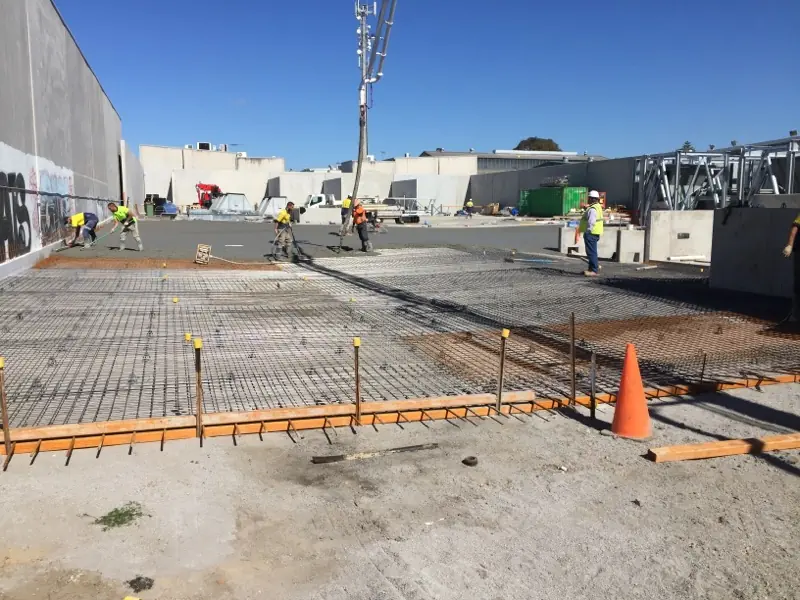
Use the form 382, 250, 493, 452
390, 175, 470, 213
0, 0, 126, 270
169, 168, 283, 209
322, 174, 392, 201
120, 140, 144, 207
141, 145, 286, 200
266, 172, 339, 206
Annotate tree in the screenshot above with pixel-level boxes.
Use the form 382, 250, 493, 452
680, 141, 695, 152
514, 137, 561, 152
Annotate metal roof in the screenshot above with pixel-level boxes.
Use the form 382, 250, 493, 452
419, 150, 606, 161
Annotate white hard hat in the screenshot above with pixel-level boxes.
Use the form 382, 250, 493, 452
588, 190, 600, 199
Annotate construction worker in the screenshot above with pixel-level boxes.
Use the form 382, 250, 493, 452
273, 201, 295, 257
107, 202, 143, 251
341, 195, 353, 225
782, 214, 800, 321
63, 211, 99, 248
465, 198, 474, 219
577, 190, 604, 277
352, 198, 372, 252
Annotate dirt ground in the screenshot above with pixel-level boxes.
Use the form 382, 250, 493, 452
0, 385, 797, 600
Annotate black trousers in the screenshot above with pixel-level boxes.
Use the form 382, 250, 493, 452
356, 223, 369, 251
793, 250, 800, 321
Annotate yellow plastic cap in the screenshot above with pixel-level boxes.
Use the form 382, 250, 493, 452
184, 333, 192, 341
353, 337, 361, 347
162, 263, 167, 268
0, 357, 4, 369
172, 297, 179, 303
501, 329, 510, 339
193, 338, 203, 350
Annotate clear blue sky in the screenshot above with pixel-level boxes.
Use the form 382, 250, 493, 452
58, 0, 799, 170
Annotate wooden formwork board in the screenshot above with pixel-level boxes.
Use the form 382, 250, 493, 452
0, 375, 797, 464
648, 432, 800, 463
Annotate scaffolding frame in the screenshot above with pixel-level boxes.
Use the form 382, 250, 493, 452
635, 135, 800, 224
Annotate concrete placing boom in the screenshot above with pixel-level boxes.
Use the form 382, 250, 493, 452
350, 0, 397, 204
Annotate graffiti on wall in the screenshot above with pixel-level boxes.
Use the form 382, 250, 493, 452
0, 142, 74, 264
0, 171, 32, 262
30, 167, 74, 246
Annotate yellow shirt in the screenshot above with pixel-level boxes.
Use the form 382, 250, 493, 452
342, 197, 352, 209
113, 206, 136, 224
275, 209, 291, 226
466, 201, 474, 208
70, 213, 86, 228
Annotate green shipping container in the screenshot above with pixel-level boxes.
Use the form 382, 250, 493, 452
521, 187, 587, 217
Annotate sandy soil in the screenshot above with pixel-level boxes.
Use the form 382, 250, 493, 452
0, 385, 797, 600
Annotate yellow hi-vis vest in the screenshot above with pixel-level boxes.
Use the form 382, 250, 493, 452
70, 213, 86, 228
342, 197, 352, 209
578, 203, 604, 235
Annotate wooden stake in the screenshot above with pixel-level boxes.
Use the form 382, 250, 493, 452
194, 338, 203, 439
496, 329, 510, 412
353, 337, 362, 425
649, 432, 800, 463
590, 351, 597, 421
570, 313, 576, 407
0, 358, 10, 458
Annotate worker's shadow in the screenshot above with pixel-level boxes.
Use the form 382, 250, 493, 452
326, 245, 355, 253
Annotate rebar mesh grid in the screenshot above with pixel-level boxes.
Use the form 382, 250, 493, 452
1, 247, 799, 428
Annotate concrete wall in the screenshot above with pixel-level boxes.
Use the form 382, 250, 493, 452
0, 0, 125, 271
710, 208, 793, 298
170, 169, 282, 209
557, 227, 645, 264
390, 175, 470, 213
141, 145, 286, 200
322, 173, 392, 201
121, 139, 144, 207
466, 158, 637, 210
266, 172, 339, 206
647, 210, 714, 262
339, 156, 478, 177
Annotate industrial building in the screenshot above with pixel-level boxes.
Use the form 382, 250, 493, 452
420, 148, 605, 173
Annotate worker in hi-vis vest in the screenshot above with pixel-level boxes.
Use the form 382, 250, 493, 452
64, 211, 99, 248
341, 195, 353, 225
273, 201, 295, 257
577, 190, 604, 277
782, 213, 800, 321
107, 202, 143, 252
465, 198, 474, 218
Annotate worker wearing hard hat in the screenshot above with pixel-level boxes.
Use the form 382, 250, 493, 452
351, 198, 372, 252
465, 199, 474, 219
63, 211, 99, 248
274, 201, 295, 258
341, 195, 353, 225
107, 202, 143, 251
578, 190, 604, 277
782, 214, 800, 321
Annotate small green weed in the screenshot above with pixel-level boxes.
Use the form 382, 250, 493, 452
93, 502, 146, 531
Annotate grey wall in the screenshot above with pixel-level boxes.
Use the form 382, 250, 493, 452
647, 210, 714, 262
466, 158, 637, 210
121, 139, 144, 207
710, 208, 794, 298
0, 0, 128, 267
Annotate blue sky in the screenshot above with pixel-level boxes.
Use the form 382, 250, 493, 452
58, 0, 799, 169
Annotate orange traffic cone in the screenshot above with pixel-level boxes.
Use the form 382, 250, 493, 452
611, 343, 652, 439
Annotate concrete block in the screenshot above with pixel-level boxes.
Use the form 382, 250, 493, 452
710, 207, 794, 298
647, 210, 714, 262
616, 228, 645, 263
558, 227, 618, 260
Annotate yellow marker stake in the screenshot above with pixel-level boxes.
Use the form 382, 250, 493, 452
173, 297, 179, 303
184, 333, 192, 342
501, 328, 510, 339
193, 338, 203, 350
162, 262, 167, 268
353, 337, 361, 347
350, 298, 356, 303
0, 357, 4, 369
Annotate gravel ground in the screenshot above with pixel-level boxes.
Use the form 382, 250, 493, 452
0, 385, 797, 600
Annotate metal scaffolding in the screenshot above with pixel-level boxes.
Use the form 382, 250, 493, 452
635, 135, 800, 223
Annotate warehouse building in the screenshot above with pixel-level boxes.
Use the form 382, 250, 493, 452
420, 149, 605, 173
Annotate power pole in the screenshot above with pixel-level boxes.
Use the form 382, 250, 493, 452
351, 0, 397, 203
